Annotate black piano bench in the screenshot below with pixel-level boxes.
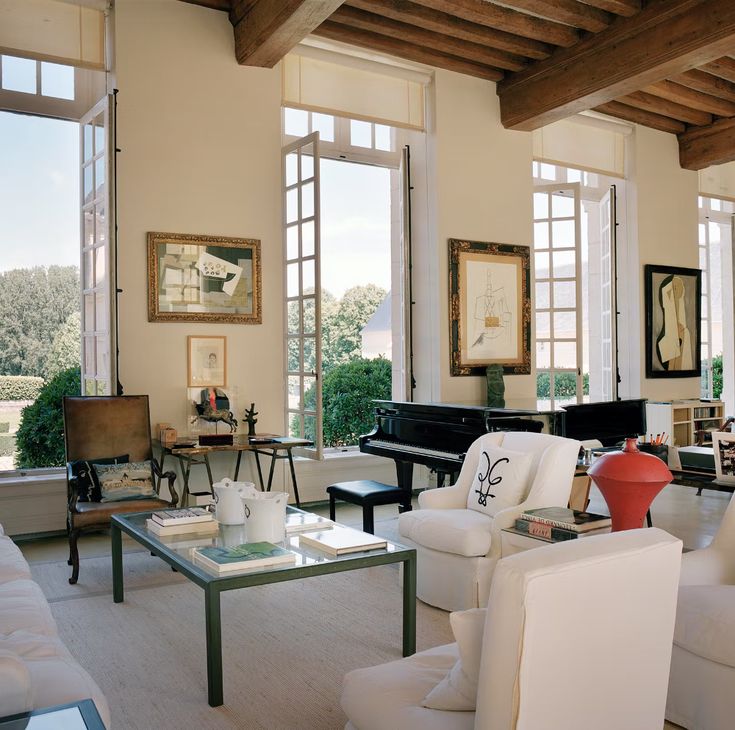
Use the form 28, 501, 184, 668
326, 480, 411, 535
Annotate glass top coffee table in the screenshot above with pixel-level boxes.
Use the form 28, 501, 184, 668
111, 509, 416, 707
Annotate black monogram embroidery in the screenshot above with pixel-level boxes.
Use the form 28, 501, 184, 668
474, 452, 509, 507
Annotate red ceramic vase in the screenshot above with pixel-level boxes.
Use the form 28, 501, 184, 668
587, 437, 673, 531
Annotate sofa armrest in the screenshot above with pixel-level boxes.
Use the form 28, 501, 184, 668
679, 546, 735, 586
418, 484, 468, 510
0, 651, 32, 715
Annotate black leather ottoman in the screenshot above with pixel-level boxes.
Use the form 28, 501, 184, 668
326, 480, 412, 534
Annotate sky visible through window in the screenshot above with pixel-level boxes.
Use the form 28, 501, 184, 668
0, 111, 79, 272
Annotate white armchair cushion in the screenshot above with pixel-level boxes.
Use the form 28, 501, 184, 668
423, 608, 486, 711
466, 443, 533, 517
674, 585, 735, 668
399, 509, 493, 557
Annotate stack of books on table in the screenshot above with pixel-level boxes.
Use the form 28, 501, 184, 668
515, 507, 612, 542
284, 511, 334, 534
298, 525, 387, 556
145, 507, 219, 538
192, 542, 296, 573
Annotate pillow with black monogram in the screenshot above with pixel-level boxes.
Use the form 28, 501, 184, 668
466, 443, 533, 517
70, 454, 129, 502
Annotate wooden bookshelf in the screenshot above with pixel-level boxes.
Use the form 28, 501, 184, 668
646, 400, 724, 448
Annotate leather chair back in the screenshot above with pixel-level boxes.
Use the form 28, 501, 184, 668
63, 395, 153, 463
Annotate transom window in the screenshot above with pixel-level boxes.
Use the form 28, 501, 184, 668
0, 55, 75, 100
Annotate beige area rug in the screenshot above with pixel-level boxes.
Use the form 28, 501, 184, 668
31, 549, 453, 730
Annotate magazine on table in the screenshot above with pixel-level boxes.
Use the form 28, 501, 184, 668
151, 507, 214, 527
298, 526, 387, 556
145, 518, 219, 538
284, 512, 334, 534
192, 542, 296, 573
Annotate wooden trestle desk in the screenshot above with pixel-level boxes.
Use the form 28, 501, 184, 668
156, 435, 312, 507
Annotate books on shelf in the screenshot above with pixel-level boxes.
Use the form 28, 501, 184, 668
192, 542, 296, 573
145, 518, 220, 538
513, 518, 611, 542
284, 511, 334, 534
151, 507, 213, 527
519, 507, 612, 533
298, 525, 387, 556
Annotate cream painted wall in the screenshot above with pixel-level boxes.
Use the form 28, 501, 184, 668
429, 69, 535, 407
628, 126, 700, 401
114, 0, 283, 436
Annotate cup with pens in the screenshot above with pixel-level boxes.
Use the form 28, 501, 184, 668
637, 432, 669, 463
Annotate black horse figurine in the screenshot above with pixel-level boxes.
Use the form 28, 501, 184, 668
194, 401, 238, 432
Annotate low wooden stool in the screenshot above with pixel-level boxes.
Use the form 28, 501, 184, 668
326, 480, 411, 534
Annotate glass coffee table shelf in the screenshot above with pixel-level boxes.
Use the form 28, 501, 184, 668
111, 508, 416, 707
0, 699, 105, 730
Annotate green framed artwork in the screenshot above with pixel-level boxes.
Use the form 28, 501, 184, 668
449, 238, 531, 376
147, 231, 262, 324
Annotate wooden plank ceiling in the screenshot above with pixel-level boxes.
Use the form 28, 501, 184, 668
180, 0, 735, 170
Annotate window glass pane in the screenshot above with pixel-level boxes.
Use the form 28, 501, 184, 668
84, 251, 94, 289
302, 258, 315, 292
553, 281, 576, 308
535, 282, 550, 309
539, 163, 556, 179
287, 301, 300, 334
312, 113, 334, 143
566, 168, 581, 183
534, 222, 549, 248
284, 108, 308, 137
84, 125, 93, 162
288, 375, 301, 409
95, 204, 106, 244
84, 378, 96, 396
553, 341, 577, 368
95, 157, 104, 194
302, 220, 315, 257
552, 250, 575, 278
303, 298, 315, 333
375, 124, 391, 151
534, 252, 549, 277
96, 380, 108, 395
84, 210, 95, 247
536, 342, 550, 368
286, 188, 298, 224
96, 337, 109, 375
94, 116, 104, 154
95, 293, 107, 331
287, 262, 299, 297
303, 337, 316, 371
83, 165, 93, 202
553, 311, 576, 338
551, 219, 575, 248
40, 62, 74, 100
301, 149, 314, 179
2, 56, 36, 94
303, 375, 316, 404
536, 312, 550, 338
533, 193, 548, 220
84, 338, 95, 374
287, 337, 300, 372
302, 181, 314, 219
303, 414, 316, 442
350, 120, 372, 148
285, 152, 298, 187
286, 225, 298, 260
94, 248, 106, 286
289, 412, 303, 439
552, 193, 574, 218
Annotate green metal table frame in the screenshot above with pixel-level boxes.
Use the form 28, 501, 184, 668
111, 512, 416, 707
0, 699, 105, 729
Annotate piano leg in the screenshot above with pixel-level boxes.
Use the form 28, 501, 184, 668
396, 461, 413, 513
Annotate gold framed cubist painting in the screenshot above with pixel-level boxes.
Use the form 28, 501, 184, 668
449, 238, 531, 376
147, 231, 262, 323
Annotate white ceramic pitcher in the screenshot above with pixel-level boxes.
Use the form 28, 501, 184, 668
212, 479, 254, 525
240, 487, 288, 543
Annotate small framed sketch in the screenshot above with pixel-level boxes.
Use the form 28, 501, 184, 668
712, 431, 735, 485
449, 238, 531, 376
188, 336, 226, 387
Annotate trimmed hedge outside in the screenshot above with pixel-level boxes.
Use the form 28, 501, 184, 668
0, 376, 45, 401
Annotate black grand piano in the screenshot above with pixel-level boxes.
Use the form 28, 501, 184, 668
359, 398, 647, 496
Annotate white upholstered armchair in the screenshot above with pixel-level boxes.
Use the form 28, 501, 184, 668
398, 431, 581, 611
342, 528, 682, 730
666, 492, 735, 730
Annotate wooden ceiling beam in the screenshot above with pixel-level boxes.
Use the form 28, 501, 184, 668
490, 0, 612, 33
312, 19, 505, 81
498, 0, 735, 131
231, 0, 344, 67
701, 57, 735, 84
644, 79, 735, 117
180, 0, 232, 11
679, 117, 735, 169
672, 69, 735, 104
618, 91, 712, 126
410, 0, 579, 47
344, 0, 553, 60
577, 0, 640, 15
330, 6, 527, 71
593, 101, 686, 134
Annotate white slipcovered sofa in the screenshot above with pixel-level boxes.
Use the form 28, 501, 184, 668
0, 523, 110, 725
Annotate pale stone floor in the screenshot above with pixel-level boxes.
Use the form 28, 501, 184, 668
17, 480, 728, 730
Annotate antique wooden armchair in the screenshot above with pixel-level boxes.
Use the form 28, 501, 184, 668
63, 395, 178, 584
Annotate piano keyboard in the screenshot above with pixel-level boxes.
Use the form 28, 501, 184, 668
365, 439, 464, 462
